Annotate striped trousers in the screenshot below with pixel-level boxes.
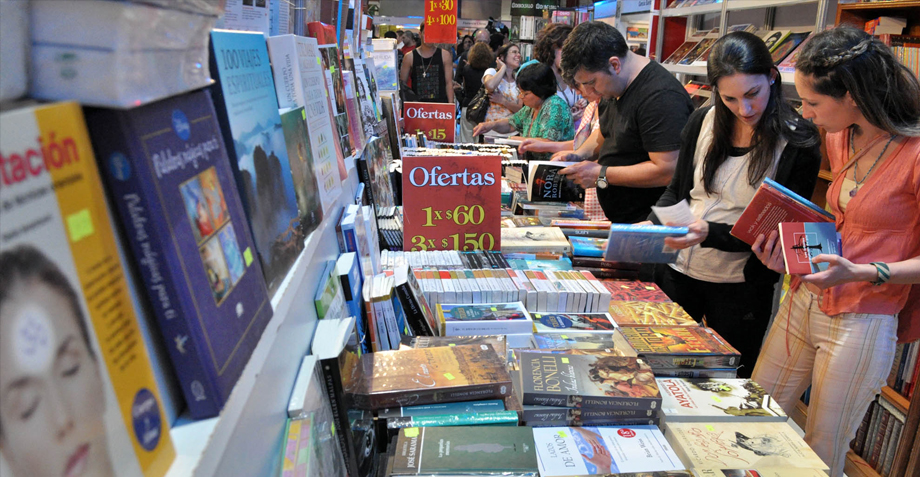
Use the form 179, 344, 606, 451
752, 285, 897, 477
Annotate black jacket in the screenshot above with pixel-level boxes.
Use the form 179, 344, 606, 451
648, 106, 822, 286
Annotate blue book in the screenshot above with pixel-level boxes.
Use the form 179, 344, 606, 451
570, 236, 606, 258
279, 107, 323, 240
85, 89, 274, 419
209, 29, 304, 296
335, 252, 370, 354
604, 224, 690, 264
778, 222, 842, 274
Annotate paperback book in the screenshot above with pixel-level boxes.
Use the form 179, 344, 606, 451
607, 301, 698, 327
85, 89, 274, 419
731, 177, 834, 246
384, 410, 521, 429
532, 331, 638, 355
346, 344, 513, 410
526, 161, 585, 202
377, 399, 506, 419
533, 426, 684, 475
602, 280, 672, 303
437, 302, 534, 336
522, 404, 656, 423
778, 222, 841, 274
389, 426, 539, 475
404, 335, 508, 358
664, 421, 829, 470
209, 29, 305, 295
0, 102, 176, 475
571, 236, 607, 258
619, 326, 741, 369
518, 352, 661, 409
604, 224, 689, 263
279, 107, 323, 238
657, 378, 787, 422
532, 313, 619, 334
501, 227, 571, 254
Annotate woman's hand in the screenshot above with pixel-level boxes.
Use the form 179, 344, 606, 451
559, 161, 602, 189
664, 218, 708, 250
489, 91, 505, 107
800, 254, 878, 289
519, 137, 550, 153
472, 121, 492, 136
752, 230, 786, 274
495, 56, 506, 71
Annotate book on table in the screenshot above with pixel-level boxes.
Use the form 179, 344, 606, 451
607, 301, 698, 327
533, 426, 684, 476
657, 377, 787, 422
619, 326, 741, 369
388, 426, 539, 475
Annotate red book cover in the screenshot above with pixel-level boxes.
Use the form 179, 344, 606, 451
778, 222, 841, 275
602, 280, 672, 303
731, 178, 834, 246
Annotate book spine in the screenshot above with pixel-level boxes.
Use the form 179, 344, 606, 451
395, 283, 431, 336
870, 408, 891, 468
854, 401, 874, 456
640, 354, 740, 369
355, 382, 512, 410
522, 392, 659, 411
561, 228, 610, 238
573, 267, 639, 279
527, 417, 660, 427
882, 419, 902, 476
385, 410, 520, 428
571, 257, 642, 270
88, 110, 220, 418
319, 358, 361, 477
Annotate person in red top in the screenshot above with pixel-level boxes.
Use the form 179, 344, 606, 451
398, 30, 416, 55
752, 26, 920, 477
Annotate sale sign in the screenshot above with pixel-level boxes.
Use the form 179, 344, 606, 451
403, 102, 456, 143
402, 155, 502, 251
424, 0, 457, 44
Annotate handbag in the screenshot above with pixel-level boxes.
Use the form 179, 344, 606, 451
466, 86, 490, 123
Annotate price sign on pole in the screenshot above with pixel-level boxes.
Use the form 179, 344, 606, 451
403, 102, 456, 143
402, 156, 502, 251
424, 0, 457, 44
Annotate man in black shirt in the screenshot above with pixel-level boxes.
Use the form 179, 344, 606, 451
557, 21, 694, 224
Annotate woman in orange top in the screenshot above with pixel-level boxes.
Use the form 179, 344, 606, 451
751, 26, 920, 477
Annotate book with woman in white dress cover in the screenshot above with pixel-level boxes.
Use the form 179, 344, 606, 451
533, 426, 684, 476
657, 378, 786, 422
664, 422, 828, 470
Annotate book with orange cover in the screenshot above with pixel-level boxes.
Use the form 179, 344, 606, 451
619, 326, 741, 369
608, 301, 697, 327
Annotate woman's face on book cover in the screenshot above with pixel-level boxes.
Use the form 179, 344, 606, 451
0, 280, 112, 477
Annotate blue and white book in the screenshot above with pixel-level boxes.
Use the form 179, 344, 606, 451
209, 29, 304, 296
604, 224, 690, 264
335, 252, 370, 353
778, 222, 842, 275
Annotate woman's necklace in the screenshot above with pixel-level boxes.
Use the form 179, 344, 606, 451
849, 128, 896, 198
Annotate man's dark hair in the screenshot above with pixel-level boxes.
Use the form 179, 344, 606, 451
516, 62, 557, 100
384, 31, 397, 39
533, 23, 572, 66
560, 21, 629, 79
489, 32, 504, 52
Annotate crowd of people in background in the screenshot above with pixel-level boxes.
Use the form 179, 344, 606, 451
377, 19, 920, 477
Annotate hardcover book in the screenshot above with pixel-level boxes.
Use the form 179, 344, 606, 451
501, 227, 571, 254
664, 421, 829, 470
346, 344, 513, 410
279, 107, 323, 238
384, 410, 520, 429
532, 331, 637, 355
532, 313, 619, 333
0, 102, 176, 475
607, 301, 698, 327
437, 302, 534, 336
571, 236, 607, 257
602, 280, 672, 303
208, 29, 304, 295
619, 326, 741, 369
533, 426, 684, 475
377, 399, 506, 419
522, 404, 656, 423
657, 378, 787, 422
389, 426, 539, 475
266, 34, 343, 211
518, 352, 661, 409
664, 40, 698, 64
731, 177, 834, 246
85, 90, 274, 419
778, 222, 841, 275
604, 224, 689, 263
527, 161, 585, 202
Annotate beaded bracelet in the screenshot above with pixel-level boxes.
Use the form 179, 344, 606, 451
870, 262, 890, 286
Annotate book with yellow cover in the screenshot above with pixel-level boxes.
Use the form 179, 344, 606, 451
0, 102, 175, 476
608, 301, 698, 327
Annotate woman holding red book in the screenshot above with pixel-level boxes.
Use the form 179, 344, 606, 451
752, 26, 920, 477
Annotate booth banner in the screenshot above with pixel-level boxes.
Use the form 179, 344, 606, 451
402, 155, 502, 251
403, 102, 456, 143
424, 0, 457, 44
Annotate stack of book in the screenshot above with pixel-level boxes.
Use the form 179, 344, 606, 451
619, 326, 741, 378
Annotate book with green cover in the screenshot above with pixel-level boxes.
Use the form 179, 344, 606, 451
389, 426, 539, 475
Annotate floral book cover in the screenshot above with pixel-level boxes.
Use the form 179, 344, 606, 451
607, 301, 698, 327
518, 352, 661, 410
619, 327, 741, 369
347, 344, 512, 410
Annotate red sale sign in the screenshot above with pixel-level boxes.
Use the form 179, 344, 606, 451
402, 155, 502, 251
424, 0, 457, 44
403, 102, 455, 143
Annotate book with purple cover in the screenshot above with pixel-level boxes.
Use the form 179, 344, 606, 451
85, 89, 273, 418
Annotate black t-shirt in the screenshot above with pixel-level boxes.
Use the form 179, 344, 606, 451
596, 61, 694, 223
458, 64, 487, 107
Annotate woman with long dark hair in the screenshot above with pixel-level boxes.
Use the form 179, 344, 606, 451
648, 31, 821, 378
481, 43, 523, 124
752, 26, 920, 476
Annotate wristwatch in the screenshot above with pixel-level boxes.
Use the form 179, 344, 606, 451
596, 165, 609, 189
